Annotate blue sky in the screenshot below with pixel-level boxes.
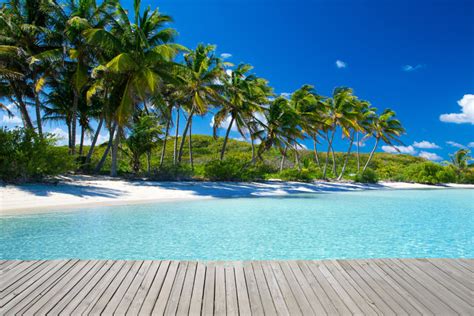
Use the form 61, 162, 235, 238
2, 0, 473, 161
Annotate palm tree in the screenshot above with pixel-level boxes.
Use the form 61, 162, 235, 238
85, 0, 184, 176
213, 64, 272, 160
362, 109, 405, 172
291, 85, 325, 167
258, 96, 303, 170
449, 149, 471, 171
176, 44, 224, 164
321, 87, 357, 178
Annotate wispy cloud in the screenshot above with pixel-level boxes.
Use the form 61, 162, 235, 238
440, 94, 474, 124
419, 151, 442, 161
402, 64, 425, 72
335, 60, 347, 69
468, 142, 474, 148
413, 140, 440, 149
381, 145, 416, 154
220, 53, 232, 59
1, 114, 22, 124
280, 92, 291, 99
446, 141, 466, 148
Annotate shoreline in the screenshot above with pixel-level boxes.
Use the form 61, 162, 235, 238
1, 175, 473, 216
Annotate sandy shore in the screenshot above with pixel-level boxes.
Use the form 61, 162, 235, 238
1, 175, 473, 216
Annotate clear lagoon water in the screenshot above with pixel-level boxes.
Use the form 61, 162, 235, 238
1, 189, 473, 260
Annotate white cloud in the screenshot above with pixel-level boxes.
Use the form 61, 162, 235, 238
381, 145, 417, 154
439, 94, 474, 124
1, 115, 22, 124
468, 142, 474, 148
280, 92, 291, 99
335, 60, 347, 68
220, 53, 232, 59
419, 151, 443, 161
446, 141, 466, 148
296, 143, 308, 150
413, 140, 440, 149
49, 127, 69, 145
402, 64, 424, 72
83, 133, 109, 146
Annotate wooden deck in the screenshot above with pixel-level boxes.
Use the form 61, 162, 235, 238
0, 259, 472, 315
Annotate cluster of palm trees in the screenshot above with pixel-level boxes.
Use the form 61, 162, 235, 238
0, 0, 405, 178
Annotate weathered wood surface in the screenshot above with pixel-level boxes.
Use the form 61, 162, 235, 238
0, 259, 472, 315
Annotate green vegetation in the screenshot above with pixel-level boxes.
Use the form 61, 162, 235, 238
0, 0, 471, 184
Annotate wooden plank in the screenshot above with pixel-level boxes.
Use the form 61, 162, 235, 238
48, 260, 111, 314
138, 260, 172, 314
0, 261, 47, 297
260, 261, 290, 315
20, 260, 92, 314
101, 260, 144, 314
285, 261, 328, 315
355, 260, 425, 315
410, 259, 472, 303
440, 258, 472, 275
374, 259, 455, 314
214, 262, 226, 315
0, 260, 36, 280
177, 261, 197, 315
337, 260, 397, 315
457, 259, 474, 272
225, 265, 239, 316
242, 261, 265, 316
296, 261, 346, 315
188, 261, 206, 315
34, 260, 102, 315
201, 261, 215, 315
251, 261, 278, 315
234, 261, 252, 316
426, 259, 473, 291
150, 260, 179, 315
71, 260, 126, 314
114, 260, 153, 315
0, 260, 66, 308
269, 261, 304, 315
393, 259, 472, 314
126, 260, 162, 314
164, 261, 188, 315
3, 260, 76, 315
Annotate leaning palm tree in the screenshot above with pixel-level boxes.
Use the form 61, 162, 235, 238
85, 0, 184, 176
449, 149, 471, 171
176, 44, 224, 164
213, 64, 272, 160
321, 87, 357, 178
362, 109, 405, 172
355, 101, 376, 172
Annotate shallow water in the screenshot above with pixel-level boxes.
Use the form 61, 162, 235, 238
1, 189, 473, 260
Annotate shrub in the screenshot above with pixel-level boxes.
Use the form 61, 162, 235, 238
0, 128, 74, 182
150, 163, 193, 180
354, 168, 378, 183
403, 162, 444, 184
436, 166, 457, 183
203, 158, 245, 181
276, 168, 315, 182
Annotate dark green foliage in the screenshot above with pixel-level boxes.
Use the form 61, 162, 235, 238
354, 168, 378, 183
0, 128, 74, 182
276, 168, 316, 182
403, 162, 447, 184
150, 163, 193, 181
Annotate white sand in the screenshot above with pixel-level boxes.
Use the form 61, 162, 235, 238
1, 175, 473, 216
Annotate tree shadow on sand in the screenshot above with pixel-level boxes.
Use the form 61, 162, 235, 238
8, 183, 126, 198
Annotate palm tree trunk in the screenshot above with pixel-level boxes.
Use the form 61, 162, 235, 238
279, 147, 288, 172
70, 91, 78, 155
337, 132, 355, 180
331, 142, 337, 176
85, 116, 104, 165
173, 106, 180, 165
294, 145, 301, 170
34, 92, 43, 138
322, 130, 335, 178
178, 109, 194, 163
146, 151, 151, 175
160, 116, 171, 168
95, 123, 116, 174
67, 122, 72, 149
189, 118, 194, 169
79, 125, 85, 156
363, 138, 379, 172
313, 137, 320, 168
110, 126, 121, 177
12, 86, 34, 130
356, 132, 361, 172
251, 137, 256, 164
220, 116, 235, 160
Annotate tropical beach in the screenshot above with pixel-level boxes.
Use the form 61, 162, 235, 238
1, 0, 473, 314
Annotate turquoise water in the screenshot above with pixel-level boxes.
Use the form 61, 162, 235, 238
1, 189, 473, 260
